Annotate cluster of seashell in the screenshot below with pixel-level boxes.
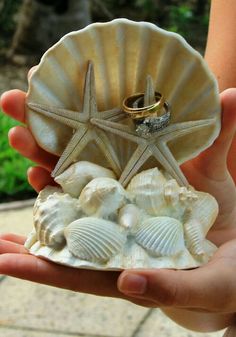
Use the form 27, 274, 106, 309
25, 161, 219, 270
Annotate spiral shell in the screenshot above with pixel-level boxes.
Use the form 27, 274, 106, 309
78, 177, 129, 218
135, 216, 185, 256
64, 217, 127, 262
34, 188, 80, 248
55, 161, 116, 198
127, 168, 169, 216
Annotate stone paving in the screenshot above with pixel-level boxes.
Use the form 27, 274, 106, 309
0, 204, 225, 337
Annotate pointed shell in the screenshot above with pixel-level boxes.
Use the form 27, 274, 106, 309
64, 217, 127, 262
135, 216, 185, 256
183, 219, 205, 255
34, 189, 80, 248
26, 19, 220, 171
55, 161, 116, 197
78, 177, 129, 218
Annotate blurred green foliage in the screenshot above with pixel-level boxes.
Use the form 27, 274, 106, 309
0, 111, 35, 202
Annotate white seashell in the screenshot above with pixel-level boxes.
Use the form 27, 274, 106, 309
127, 168, 170, 216
183, 191, 219, 255
64, 217, 127, 262
118, 204, 143, 230
164, 179, 198, 206
26, 19, 220, 183
183, 219, 205, 255
135, 216, 185, 256
54, 161, 116, 198
78, 177, 129, 218
34, 188, 80, 248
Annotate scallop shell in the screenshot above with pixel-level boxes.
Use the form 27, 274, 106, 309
26, 19, 220, 174
34, 188, 80, 248
55, 161, 116, 198
64, 217, 127, 262
78, 177, 129, 218
135, 216, 185, 256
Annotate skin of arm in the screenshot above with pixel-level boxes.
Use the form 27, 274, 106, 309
160, 1, 236, 330
205, 0, 236, 182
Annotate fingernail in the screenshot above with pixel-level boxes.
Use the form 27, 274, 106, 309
118, 273, 147, 295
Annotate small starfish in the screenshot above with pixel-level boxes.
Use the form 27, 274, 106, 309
91, 76, 217, 187
27, 61, 125, 177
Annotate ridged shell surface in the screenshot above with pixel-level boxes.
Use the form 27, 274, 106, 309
55, 161, 116, 197
64, 217, 127, 262
34, 188, 80, 248
78, 177, 129, 218
26, 19, 220, 170
135, 216, 185, 256
127, 168, 170, 216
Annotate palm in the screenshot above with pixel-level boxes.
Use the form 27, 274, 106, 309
0, 88, 236, 311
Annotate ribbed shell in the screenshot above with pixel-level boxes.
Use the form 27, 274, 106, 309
183, 219, 205, 255
34, 189, 80, 248
127, 168, 169, 216
64, 217, 126, 262
55, 161, 116, 197
135, 216, 185, 256
78, 177, 128, 217
26, 19, 220, 170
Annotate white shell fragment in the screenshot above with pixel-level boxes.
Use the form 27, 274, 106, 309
25, 165, 219, 270
135, 217, 185, 256
64, 217, 126, 262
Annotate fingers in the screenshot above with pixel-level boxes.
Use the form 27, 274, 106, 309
0, 253, 123, 298
28, 167, 56, 192
0, 89, 26, 123
117, 263, 235, 312
0, 239, 28, 255
188, 88, 236, 181
0, 233, 26, 245
8, 126, 58, 171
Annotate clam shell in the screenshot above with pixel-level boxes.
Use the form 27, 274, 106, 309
135, 216, 185, 256
64, 217, 127, 262
78, 177, 129, 218
34, 188, 80, 248
55, 161, 116, 197
26, 19, 220, 171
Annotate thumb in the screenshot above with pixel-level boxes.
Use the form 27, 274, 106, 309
117, 264, 234, 311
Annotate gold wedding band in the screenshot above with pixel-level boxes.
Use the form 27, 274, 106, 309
123, 92, 165, 119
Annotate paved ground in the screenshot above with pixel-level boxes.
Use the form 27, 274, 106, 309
0, 204, 226, 337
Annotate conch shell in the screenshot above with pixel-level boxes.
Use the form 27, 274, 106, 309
34, 187, 80, 249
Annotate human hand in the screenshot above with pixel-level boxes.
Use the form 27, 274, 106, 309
0, 84, 236, 319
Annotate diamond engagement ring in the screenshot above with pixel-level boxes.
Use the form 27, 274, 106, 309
122, 92, 171, 136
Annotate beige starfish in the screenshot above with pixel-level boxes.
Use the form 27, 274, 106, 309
91, 76, 217, 187
27, 61, 125, 177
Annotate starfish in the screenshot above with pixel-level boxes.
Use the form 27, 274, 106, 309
91, 76, 217, 187
27, 61, 125, 177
